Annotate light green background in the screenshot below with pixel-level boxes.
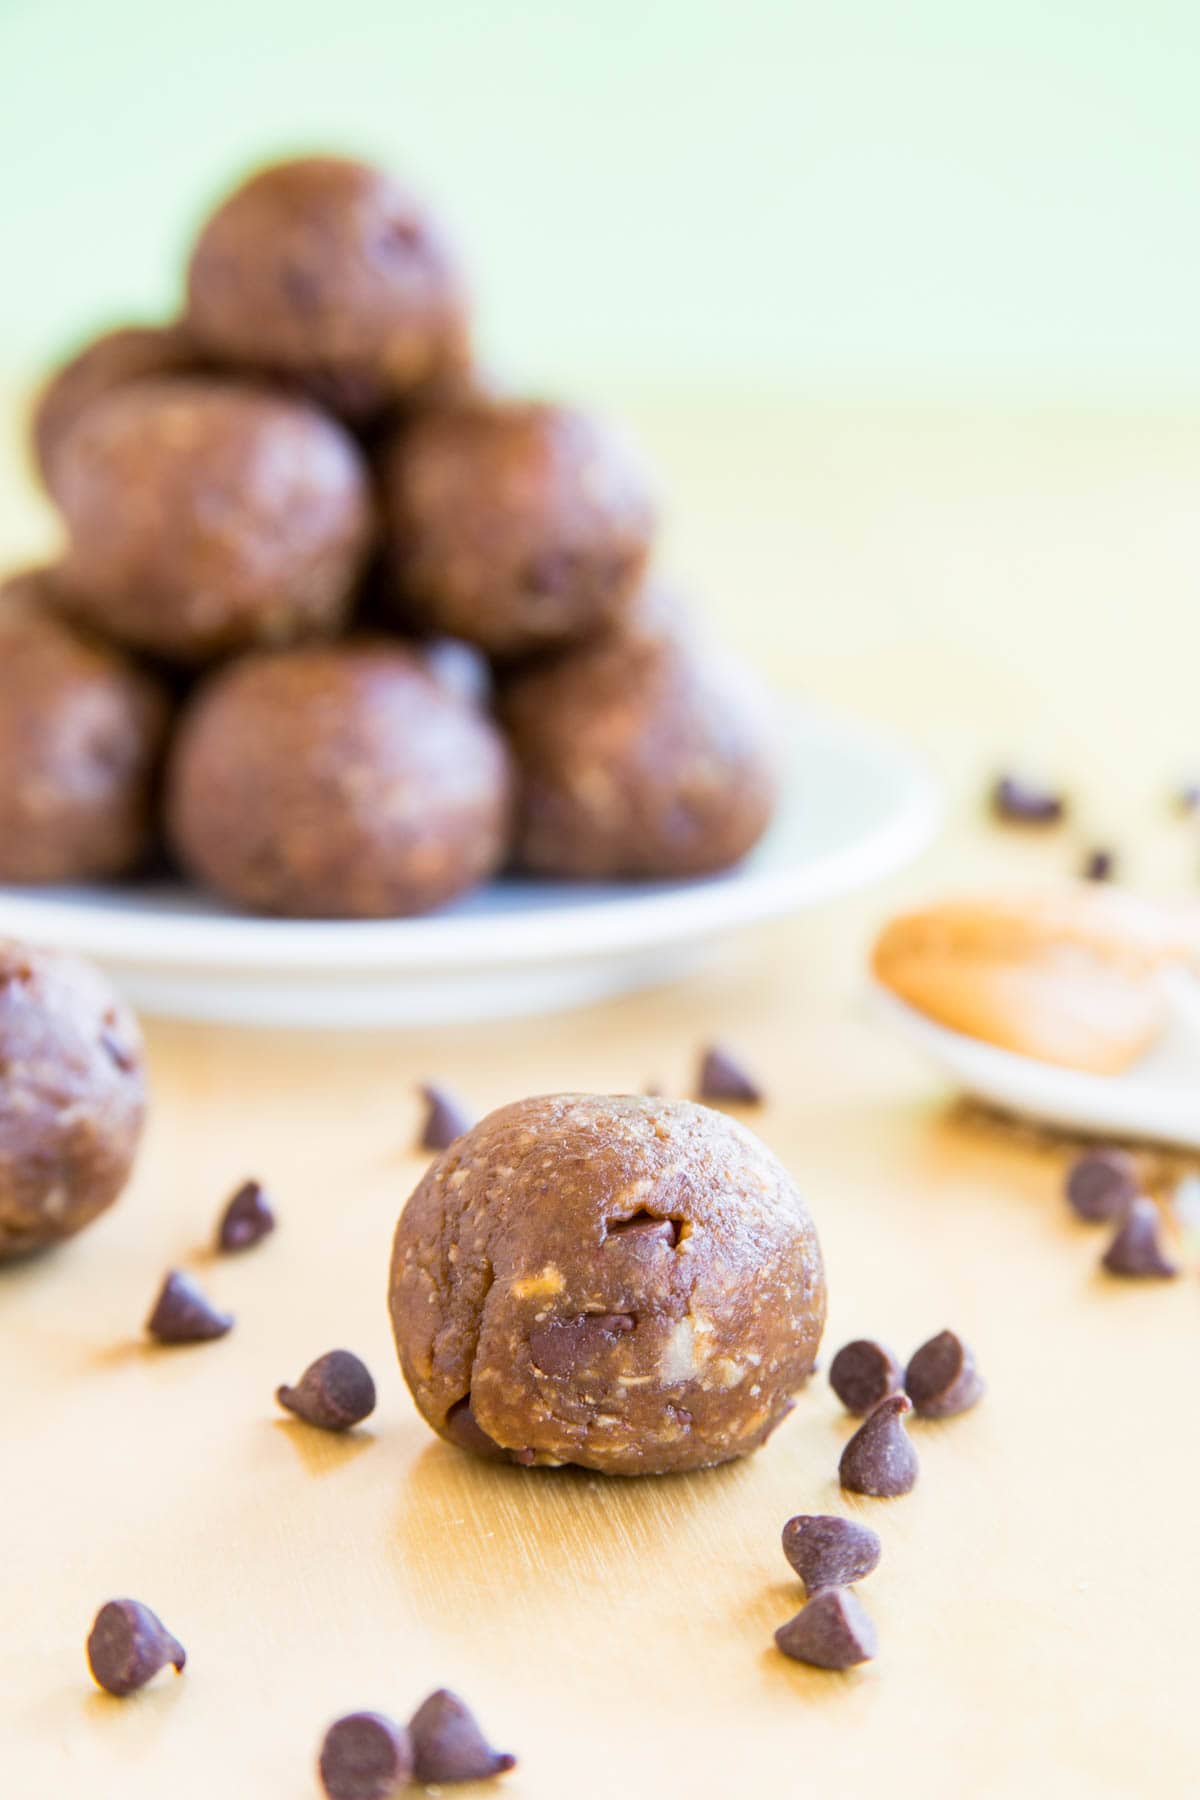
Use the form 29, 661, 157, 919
1, 0, 1198, 399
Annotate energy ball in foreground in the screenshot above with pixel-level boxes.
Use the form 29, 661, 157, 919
378, 400, 657, 659
389, 1095, 825, 1475
185, 155, 469, 422
31, 322, 202, 493
0, 574, 170, 882
499, 621, 778, 877
166, 643, 513, 918
54, 378, 374, 664
0, 940, 146, 1259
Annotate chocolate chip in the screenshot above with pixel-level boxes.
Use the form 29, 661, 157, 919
1101, 1196, 1179, 1278
781, 1515, 881, 1591
1176, 782, 1200, 815
277, 1350, 376, 1431
443, 1394, 516, 1462
991, 774, 1066, 824
828, 1339, 902, 1416
86, 1598, 186, 1697
1082, 848, 1116, 882
146, 1270, 233, 1344
216, 1178, 276, 1252
839, 1393, 918, 1497
696, 1044, 763, 1104
1065, 1148, 1139, 1223
774, 1587, 878, 1670
528, 1312, 635, 1377
318, 1712, 413, 1800
605, 1210, 679, 1248
408, 1689, 516, 1784
418, 1084, 473, 1152
904, 1329, 984, 1418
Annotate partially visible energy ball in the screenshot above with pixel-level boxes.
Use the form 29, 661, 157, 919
0, 573, 170, 882
31, 323, 203, 494
0, 942, 146, 1259
166, 643, 513, 918
389, 1094, 826, 1476
54, 378, 374, 664
378, 400, 657, 659
185, 156, 470, 422
499, 616, 778, 877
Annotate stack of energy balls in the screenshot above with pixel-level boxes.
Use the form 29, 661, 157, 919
2, 156, 778, 919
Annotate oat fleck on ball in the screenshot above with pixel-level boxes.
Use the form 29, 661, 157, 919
378, 399, 657, 659
0, 572, 170, 883
185, 155, 470, 422
0, 941, 146, 1259
166, 642, 513, 918
388, 1094, 826, 1476
54, 378, 374, 665
498, 612, 778, 877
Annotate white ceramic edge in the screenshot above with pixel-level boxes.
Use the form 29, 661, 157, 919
870, 982, 1200, 1150
0, 705, 942, 974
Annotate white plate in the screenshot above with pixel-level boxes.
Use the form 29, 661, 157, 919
0, 705, 939, 1028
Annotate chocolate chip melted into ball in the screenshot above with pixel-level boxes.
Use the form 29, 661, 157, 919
389, 1095, 826, 1477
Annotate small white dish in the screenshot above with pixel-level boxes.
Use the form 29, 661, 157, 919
873, 971, 1200, 1150
0, 704, 939, 1029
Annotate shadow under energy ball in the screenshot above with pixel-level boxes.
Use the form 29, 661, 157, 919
388, 1094, 826, 1476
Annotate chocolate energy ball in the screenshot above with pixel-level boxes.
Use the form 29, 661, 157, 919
0, 941, 146, 1259
165, 642, 512, 918
54, 378, 374, 665
389, 1094, 826, 1476
0, 573, 170, 882
498, 620, 778, 878
185, 155, 469, 422
31, 323, 201, 493
378, 400, 658, 658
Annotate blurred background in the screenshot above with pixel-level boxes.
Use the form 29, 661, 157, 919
2, 0, 1199, 848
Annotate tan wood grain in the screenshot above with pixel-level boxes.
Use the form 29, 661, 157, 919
4, 390, 1200, 1799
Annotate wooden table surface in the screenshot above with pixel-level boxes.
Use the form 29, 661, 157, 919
4, 395, 1200, 1799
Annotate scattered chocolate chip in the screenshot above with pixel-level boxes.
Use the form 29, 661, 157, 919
696, 1044, 763, 1104
216, 1178, 276, 1252
418, 1084, 474, 1152
277, 1349, 376, 1431
1175, 782, 1200, 815
1101, 1196, 1179, 1278
146, 1270, 233, 1344
1082, 847, 1115, 882
781, 1515, 881, 1591
839, 1393, 918, 1497
828, 1339, 902, 1416
318, 1711, 413, 1800
86, 1598, 186, 1697
528, 1312, 635, 1376
774, 1587, 878, 1670
408, 1689, 516, 1784
1065, 1148, 1139, 1223
991, 774, 1066, 824
904, 1329, 984, 1418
